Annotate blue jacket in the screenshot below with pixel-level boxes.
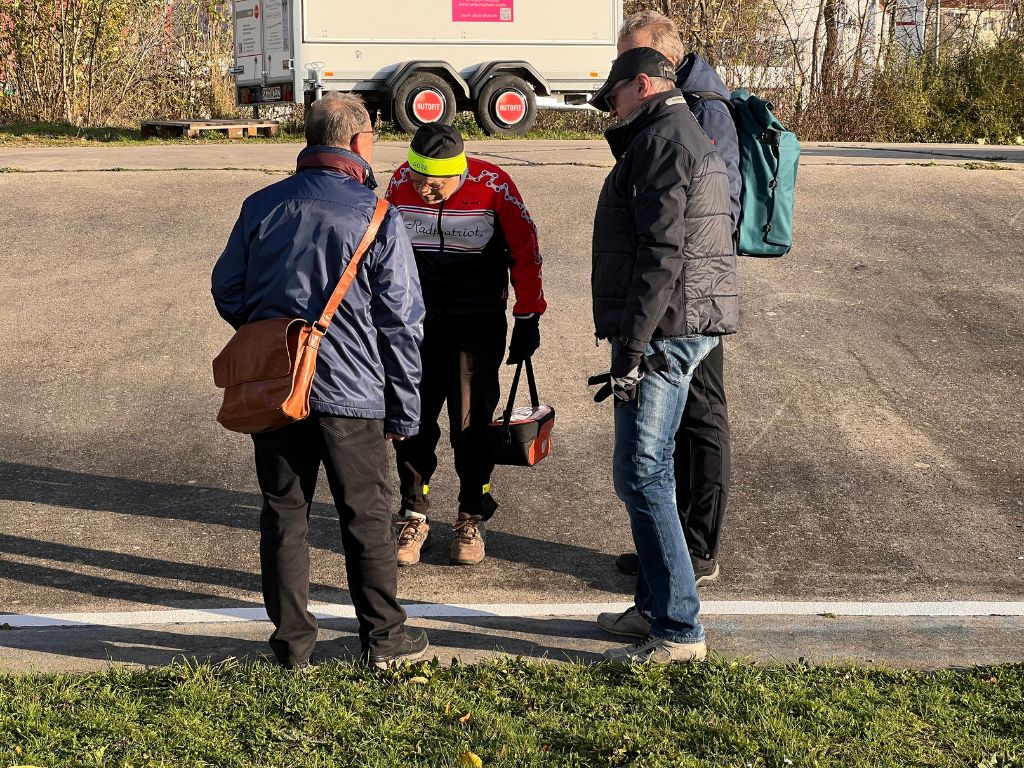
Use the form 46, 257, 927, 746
211, 147, 425, 436
677, 54, 742, 229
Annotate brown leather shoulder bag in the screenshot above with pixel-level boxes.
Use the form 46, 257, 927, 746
212, 198, 389, 434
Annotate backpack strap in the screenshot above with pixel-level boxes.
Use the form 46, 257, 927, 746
314, 198, 389, 333
688, 89, 783, 148
683, 90, 737, 117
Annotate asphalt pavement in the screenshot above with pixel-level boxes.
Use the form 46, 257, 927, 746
0, 140, 1021, 672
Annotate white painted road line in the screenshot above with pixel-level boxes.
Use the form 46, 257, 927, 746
2, 601, 1024, 629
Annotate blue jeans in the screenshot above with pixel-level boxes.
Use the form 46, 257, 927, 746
612, 335, 719, 643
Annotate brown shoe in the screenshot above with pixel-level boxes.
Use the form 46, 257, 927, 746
395, 517, 429, 567
450, 513, 485, 565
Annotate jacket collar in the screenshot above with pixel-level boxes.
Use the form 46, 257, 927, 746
675, 53, 731, 100
296, 146, 378, 189
604, 89, 685, 160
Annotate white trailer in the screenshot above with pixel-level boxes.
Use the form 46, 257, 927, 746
231, 0, 623, 135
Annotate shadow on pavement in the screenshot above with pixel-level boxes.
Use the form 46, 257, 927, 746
0, 533, 341, 605
0, 461, 264, 530
0, 558, 257, 609
0, 617, 606, 670
0, 625, 272, 669
0, 461, 624, 589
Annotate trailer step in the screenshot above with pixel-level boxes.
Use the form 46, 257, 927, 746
140, 120, 281, 139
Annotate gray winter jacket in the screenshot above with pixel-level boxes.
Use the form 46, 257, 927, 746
592, 89, 738, 375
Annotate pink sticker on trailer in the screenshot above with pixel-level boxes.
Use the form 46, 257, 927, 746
452, 0, 513, 22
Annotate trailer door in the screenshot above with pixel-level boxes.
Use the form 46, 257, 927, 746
260, 0, 294, 82
233, 0, 263, 85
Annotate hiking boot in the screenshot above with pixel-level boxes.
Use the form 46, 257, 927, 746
450, 513, 485, 565
366, 627, 430, 669
597, 605, 651, 639
395, 516, 430, 567
602, 633, 707, 665
615, 551, 720, 587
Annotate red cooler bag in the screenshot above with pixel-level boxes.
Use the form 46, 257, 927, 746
488, 358, 555, 466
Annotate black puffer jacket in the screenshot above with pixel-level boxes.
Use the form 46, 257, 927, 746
592, 89, 738, 373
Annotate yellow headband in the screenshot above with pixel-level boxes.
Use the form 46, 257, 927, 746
408, 148, 467, 177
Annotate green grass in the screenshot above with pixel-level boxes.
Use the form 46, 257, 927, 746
0, 122, 146, 145
1, 657, 1022, 767
0, 112, 606, 148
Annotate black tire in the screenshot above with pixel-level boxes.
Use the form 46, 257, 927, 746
391, 73, 457, 133
473, 74, 538, 137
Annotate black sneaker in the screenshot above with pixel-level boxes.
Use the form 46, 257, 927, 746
692, 555, 720, 587
272, 656, 314, 672
615, 552, 639, 575
366, 627, 429, 669
616, 551, 720, 586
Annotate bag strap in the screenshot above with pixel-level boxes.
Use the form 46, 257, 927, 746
314, 197, 389, 333
501, 357, 541, 433
525, 357, 540, 409
684, 90, 737, 117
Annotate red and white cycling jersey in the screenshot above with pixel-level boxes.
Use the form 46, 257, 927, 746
385, 157, 546, 317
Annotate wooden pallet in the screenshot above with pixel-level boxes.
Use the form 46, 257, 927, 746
141, 119, 281, 139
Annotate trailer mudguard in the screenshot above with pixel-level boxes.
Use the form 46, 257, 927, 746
468, 61, 551, 97
384, 61, 470, 99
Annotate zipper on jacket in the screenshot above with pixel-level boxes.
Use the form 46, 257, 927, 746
436, 200, 445, 256
434, 200, 449, 314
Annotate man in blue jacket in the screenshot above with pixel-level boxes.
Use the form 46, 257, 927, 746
610, 10, 740, 592
212, 92, 427, 670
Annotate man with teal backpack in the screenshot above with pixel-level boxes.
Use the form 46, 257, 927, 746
607, 11, 798, 618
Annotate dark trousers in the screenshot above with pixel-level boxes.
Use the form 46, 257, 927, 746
674, 340, 731, 559
251, 415, 405, 666
395, 310, 506, 517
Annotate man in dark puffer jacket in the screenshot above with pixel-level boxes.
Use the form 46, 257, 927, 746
588, 47, 738, 664
613, 10, 741, 588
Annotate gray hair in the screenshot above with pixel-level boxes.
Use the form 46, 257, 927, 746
618, 10, 687, 67
305, 92, 371, 147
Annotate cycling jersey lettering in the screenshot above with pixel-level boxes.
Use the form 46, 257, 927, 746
407, 218, 487, 240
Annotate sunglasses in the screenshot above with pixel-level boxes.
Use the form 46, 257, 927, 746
606, 76, 637, 111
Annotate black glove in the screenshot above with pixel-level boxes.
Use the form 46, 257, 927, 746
588, 350, 670, 403
507, 314, 540, 364
588, 367, 643, 403
610, 342, 642, 379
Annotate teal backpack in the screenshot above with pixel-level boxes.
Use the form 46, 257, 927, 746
688, 88, 801, 258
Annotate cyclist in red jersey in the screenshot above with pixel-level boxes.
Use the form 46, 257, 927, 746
385, 124, 546, 566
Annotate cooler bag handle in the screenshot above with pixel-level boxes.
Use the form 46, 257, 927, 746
500, 357, 541, 435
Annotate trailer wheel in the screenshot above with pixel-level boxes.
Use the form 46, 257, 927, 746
392, 73, 456, 133
473, 74, 537, 137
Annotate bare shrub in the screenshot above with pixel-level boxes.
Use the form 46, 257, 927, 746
622, 0, 1023, 141
0, 0, 238, 126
